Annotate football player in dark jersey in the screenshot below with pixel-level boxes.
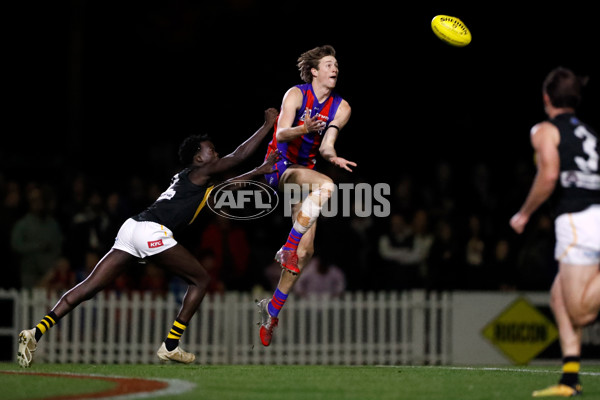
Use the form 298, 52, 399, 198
17, 108, 279, 367
510, 67, 600, 397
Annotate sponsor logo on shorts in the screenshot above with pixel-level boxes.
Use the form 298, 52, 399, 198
148, 239, 164, 248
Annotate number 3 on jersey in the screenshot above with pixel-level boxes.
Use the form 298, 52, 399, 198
574, 125, 599, 173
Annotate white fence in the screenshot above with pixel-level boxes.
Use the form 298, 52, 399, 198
1, 288, 452, 365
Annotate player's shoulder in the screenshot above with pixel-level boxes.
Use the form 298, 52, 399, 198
531, 120, 558, 136
336, 98, 351, 116
283, 85, 304, 100
288, 83, 311, 95
530, 121, 560, 145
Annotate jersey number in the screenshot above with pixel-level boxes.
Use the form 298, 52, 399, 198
574, 125, 599, 173
563, 125, 600, 190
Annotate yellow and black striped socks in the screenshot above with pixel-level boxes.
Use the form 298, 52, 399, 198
34, 311, 58, 341
165, 319, 187, 351
559, 355, 581, 388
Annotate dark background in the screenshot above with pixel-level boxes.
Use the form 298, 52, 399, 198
4, 1, 599, 361
5, 2, 599, 184
2, 1, 599, 294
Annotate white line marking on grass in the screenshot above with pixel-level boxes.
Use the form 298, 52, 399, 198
375, 365, 600, 377
2, 370, 196, 399
93, 378, 196, 400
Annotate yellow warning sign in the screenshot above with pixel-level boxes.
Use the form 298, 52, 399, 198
482, 297, 558, 365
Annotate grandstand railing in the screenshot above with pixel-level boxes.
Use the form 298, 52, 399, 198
1, 288, 452, 365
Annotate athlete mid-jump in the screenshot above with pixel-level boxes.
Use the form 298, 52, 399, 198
258, 45, 355, 346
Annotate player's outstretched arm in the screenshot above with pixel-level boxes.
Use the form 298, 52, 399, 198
225, 150, 280, 184
319, 100, 356, 172
204, 151, 279, 209
205, 108, 278, 175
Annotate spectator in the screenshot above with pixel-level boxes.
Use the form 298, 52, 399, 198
103, 191, 128, 245
139, 262, 168, 297
391, 174, 416, 215
64, 190, 107, 267
377, 210, 433, 290
410, 209, 435, 286
294, 256, 346, 299
425, 219, 461, 291
468, 163, 497, 217
58, 172, 89, 229
344, 213, 376, 290
489, 238, 517, 291
10, 186, 63, 288
75, 250, 101, 283
0, 180, 23, 288
377, 212, 414, 290
196, 249, 225, 295
64, 189, 126, 268
423, 161, 457, 221
515, 213, 557, 290
198, 216, 250, 291
462, 214, 489, 290
38, 256, 76, 293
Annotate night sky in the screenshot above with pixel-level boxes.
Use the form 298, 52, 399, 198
6, 2, 600, 188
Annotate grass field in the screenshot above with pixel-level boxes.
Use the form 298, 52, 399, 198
1, 362, 600, 400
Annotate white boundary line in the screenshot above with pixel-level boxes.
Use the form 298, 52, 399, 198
94, 377, 196, 400
3, 371, 196, 399
376, 365, 600, 377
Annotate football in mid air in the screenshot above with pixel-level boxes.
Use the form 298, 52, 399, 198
431, 15, 472, 47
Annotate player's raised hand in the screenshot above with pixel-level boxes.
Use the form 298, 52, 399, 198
330, 156, 357, 172
264, 108, 279, 127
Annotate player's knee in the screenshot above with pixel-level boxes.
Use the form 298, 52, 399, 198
77, 281, 102, 302
61, 293, 77, 309
319, 180, 335, 200
549, 288, 562, 314
61, 289, 88, 310
572, 309, 598, 327
189, 267, 210, 292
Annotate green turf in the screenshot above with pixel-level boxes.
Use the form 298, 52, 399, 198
1, 362, 599, 400
0, 373, 114, 399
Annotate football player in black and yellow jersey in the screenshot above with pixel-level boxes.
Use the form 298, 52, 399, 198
18, 108, 279, 367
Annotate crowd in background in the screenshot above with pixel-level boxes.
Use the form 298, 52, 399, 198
0, 156, 559, 298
